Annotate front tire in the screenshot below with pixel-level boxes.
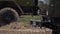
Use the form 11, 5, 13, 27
0, 7, 19, 26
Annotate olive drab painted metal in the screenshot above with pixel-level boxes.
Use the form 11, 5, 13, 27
48, 0, 60, 18
47, 0, 60, 34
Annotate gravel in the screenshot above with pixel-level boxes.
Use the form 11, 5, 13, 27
0, 22, 52, 34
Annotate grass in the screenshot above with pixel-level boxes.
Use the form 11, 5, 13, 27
19, 15, 42, 24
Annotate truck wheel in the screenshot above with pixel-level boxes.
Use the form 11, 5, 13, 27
0, 7, 19, 26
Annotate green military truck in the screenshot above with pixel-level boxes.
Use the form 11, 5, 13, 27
46, 0, 60, 34
48, 0, 60, 26
0, 0, 38, 26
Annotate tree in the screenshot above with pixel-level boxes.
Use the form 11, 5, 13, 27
38, 1, 49, 10
38, 1, 44, 10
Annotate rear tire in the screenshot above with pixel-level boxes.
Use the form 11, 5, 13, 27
0, 7, 19, 26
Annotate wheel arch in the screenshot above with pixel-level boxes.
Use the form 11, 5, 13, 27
0, 1, 23, 16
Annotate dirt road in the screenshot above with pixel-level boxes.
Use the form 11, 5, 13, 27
0, 22, 52, 34
0, 29, 52, 34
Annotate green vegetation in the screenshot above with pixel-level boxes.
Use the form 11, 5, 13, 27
38, 1, 48, 10
19, 15, 42, 23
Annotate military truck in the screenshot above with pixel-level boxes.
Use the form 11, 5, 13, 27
0, 0, 38, 26
40, 0, 60, 34
30, 0, 60, 34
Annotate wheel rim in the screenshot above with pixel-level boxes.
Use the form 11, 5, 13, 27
0, 10, 17, 24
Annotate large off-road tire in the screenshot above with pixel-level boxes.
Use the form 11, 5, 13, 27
0, 7, 19, 26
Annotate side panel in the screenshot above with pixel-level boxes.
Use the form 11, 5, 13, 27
48, 0, 60, 18
48, 0, 55, 17
54, 0, 60, 18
